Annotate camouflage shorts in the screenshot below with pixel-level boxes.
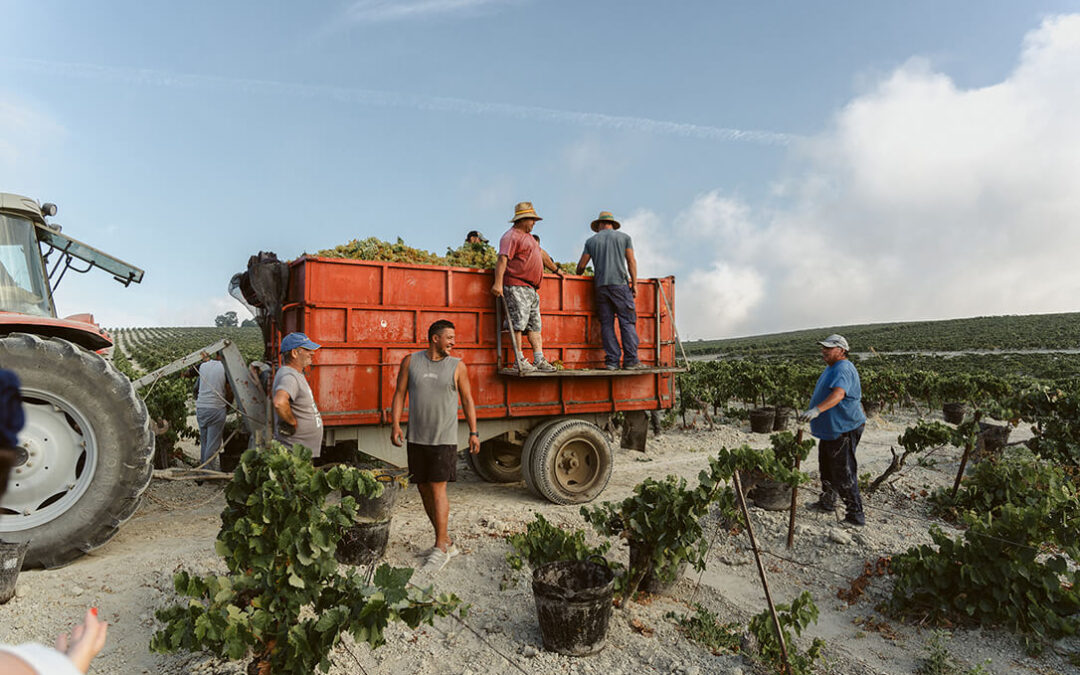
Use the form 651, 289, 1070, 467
502, 285, 541, 333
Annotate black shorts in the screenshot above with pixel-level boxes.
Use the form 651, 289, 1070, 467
407, 442, 458, 484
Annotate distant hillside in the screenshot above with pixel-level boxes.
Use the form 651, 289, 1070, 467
684, 312, 1080, 357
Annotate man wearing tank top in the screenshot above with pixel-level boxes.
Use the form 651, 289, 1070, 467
390, 319, 480, 576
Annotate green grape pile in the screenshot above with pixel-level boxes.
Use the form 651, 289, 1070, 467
444, 242, 499, 269
314, 236, 580, 272
314, 237, 447, 265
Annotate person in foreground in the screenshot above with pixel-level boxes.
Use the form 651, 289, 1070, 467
0, 369, 108, 674
797, 334, 867, 526
390, 320, 480, 575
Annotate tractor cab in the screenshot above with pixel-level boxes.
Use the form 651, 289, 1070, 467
0, 192, 144, 349
0, 200, 55, 317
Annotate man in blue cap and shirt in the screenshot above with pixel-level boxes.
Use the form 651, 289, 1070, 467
798, 334, 866, 525
273, 332, 323, 457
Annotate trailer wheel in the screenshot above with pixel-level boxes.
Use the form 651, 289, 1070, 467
0, 333, 154, 568
466, 437, 522, 483
526, 419, 612, 505
520, 418, 565, 498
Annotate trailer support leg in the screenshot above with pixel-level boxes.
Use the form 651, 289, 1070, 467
620, 410, 649, 452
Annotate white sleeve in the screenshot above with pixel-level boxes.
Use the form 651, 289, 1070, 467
0, 643, 85, 675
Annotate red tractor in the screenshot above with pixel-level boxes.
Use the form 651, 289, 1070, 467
0, 192, 152, 568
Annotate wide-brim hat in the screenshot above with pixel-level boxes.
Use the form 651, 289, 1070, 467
510, 201, 543, 223
817, 334, 849, 351
590, 211, 621, 231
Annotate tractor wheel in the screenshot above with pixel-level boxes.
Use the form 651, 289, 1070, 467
0, 333, 154, 568
524, 419, 612, 505
465, 437, 522, 483
520, 418, 565, 498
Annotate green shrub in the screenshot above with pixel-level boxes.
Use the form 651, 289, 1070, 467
667, 603, 741, 654
890, 506, 1080, 653
748, 591, 824, 675
505, 513, 614, 572
151, 442, 462, 673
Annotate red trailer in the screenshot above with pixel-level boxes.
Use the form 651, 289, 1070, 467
264, 255, 681, 504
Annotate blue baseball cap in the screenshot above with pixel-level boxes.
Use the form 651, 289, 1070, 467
280, 332, 321, 353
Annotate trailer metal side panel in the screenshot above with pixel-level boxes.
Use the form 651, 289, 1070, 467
282, 256, 677, 427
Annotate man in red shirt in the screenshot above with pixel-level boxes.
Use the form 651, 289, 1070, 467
491, 201, 563, 374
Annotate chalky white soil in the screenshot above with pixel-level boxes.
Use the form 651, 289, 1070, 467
2, 413, 1077, 675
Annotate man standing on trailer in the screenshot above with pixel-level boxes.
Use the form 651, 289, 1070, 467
576, 211, 644, 370
491, 201, 561, 374
272, 332, 324, 458
390, 320, 480, 575
798, 334, 867, 526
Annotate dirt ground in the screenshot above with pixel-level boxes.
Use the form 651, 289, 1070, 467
2, 412, 1078, 675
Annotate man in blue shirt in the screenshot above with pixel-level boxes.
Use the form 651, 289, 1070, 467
798, 334, 867, 525
575, 211, 644, 370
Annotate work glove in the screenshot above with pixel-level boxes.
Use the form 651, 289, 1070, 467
797, 407, 820, 423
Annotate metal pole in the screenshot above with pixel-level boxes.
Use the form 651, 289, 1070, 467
732, 470, 794, 675
786, 429, 804, 549
498, 295, 528, 371
657, 281, 689, 367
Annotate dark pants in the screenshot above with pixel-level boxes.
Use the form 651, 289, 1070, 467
818, 424, 865, 518
596, 284, 639, 368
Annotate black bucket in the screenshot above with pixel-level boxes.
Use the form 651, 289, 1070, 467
977, 423, 1011, 456
749, 407, 776, 434
862, 400, 882, 416
532, 560, 614, 656
627, 539, 687, 595
336, 519, 391, 567
748, 479, 794, 511
354, 471, 407, 522
773, 407, 793, 431
942, 402, 967, 425
0, 540, 30, 604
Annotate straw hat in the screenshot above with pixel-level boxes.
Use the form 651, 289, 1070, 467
590, 211, 621, 232
510, 201, 543, 223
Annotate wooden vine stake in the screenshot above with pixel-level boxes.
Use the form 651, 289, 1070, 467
950, 411, 982, 499
786, 428, 804, 549
732, 470, 794, 675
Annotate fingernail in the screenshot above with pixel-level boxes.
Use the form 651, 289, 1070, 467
91, 607, 98, 617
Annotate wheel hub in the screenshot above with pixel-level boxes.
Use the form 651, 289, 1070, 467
554, 439, 598, 492
0, 388, 97, 529
8, 445, 29, 468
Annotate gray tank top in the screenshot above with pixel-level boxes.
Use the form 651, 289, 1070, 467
406, 351, 461, 445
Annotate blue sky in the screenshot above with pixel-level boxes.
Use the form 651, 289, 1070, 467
2, 1, 1079, 337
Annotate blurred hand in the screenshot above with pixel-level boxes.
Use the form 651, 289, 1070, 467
491, 283, 503, 297
468, 434, 480, 454
390, 425, 404, 447
56, 607, 108, 674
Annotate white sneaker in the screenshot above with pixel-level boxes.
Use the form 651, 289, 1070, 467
533, 357, 557, 372
516, 360, 537, 375
419, 544, 460, 575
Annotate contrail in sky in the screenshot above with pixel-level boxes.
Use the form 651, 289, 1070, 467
7, 58, 796, 146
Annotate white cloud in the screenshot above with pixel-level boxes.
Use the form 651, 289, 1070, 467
344, 0, 518, 23
165, 295, 251, 327
649, 14, 1080, 339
